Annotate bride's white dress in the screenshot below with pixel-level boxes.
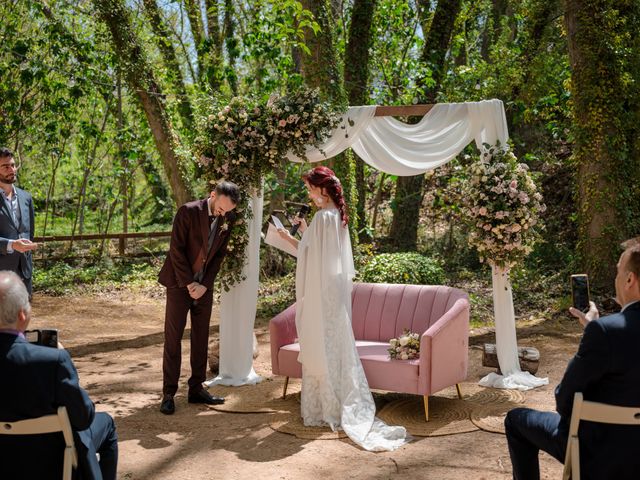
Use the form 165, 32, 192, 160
295, 208, 409, 451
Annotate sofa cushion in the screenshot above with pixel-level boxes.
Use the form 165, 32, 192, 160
351, 283, 467, 343
279, 341, 420, 394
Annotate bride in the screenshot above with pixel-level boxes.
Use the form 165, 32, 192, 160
278, 166, 409, 451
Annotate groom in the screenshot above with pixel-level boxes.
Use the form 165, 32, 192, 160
158, 181, 239, 415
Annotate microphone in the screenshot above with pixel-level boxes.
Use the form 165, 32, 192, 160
290, 205, 311, 236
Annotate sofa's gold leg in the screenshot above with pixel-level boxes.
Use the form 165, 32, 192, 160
282, 376, 289, 399
456, 383, 463, 399
423, 395, 429, 422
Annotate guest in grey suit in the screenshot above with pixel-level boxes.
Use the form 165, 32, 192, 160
0, 147, 38, 296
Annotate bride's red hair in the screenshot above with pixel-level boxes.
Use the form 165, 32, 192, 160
302, 166, 349, 227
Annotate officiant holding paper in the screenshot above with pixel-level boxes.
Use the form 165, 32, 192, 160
275, 166, 409, 451
158, 181, 240, 415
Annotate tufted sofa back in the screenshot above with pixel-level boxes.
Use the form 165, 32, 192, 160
350, 283, 468, 342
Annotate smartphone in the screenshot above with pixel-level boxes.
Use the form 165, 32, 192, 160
571, 274, 590, 313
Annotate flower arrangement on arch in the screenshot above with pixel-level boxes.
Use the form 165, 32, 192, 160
194, 88, 343, 290
461, 142, 546, 269
388, 329, 421, 360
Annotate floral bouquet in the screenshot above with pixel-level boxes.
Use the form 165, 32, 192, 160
388, 329, 420, 360
194, 88, 343, 290
460, 142, 546, 268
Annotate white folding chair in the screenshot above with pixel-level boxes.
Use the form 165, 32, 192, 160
562, 392, 640, 480
0, 406, 78, 480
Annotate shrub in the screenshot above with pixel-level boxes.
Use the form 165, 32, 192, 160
359, 253, 445, 285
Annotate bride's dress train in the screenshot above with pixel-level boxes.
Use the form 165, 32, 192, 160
296, 208, 409, 451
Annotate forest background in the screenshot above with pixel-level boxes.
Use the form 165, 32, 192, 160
2, 0, 639, 326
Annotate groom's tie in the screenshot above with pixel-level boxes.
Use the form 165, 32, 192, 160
194, 215, 219, 285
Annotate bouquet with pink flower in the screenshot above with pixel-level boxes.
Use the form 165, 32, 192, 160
388, 329, 420, 360
193, 88, 342, 290
461, 142, 546, 268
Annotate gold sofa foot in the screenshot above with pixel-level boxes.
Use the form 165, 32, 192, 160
456, 383, 463, 399
423, 395, 429, 421
282, 376, 289, 399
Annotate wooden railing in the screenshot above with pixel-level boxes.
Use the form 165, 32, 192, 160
33, 231, 171, 260
34, 231, 171, 242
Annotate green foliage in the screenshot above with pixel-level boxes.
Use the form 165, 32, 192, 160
256, 272, 296, 319
33, 258, 160, 295
359, 252, 445, 285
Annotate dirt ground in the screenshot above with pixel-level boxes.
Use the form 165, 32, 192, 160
29, 291, 584, 480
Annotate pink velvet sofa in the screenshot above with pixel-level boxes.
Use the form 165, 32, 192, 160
269, 282, 470, 421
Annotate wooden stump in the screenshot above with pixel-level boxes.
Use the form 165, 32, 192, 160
208, 333, 260, 375
481, 343, 540, 375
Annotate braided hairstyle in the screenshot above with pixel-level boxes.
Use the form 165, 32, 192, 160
302, 166, 349, 227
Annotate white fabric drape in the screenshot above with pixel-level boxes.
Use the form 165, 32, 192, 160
219, 99, 546, 390
477, 265, 548, 390
206, 193, 263, 387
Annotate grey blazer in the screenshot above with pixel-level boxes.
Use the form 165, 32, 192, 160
0, 186, 35, 282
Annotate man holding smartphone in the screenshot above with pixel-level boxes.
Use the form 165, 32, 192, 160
504, 237, 640, 480
0, 270, 118, 479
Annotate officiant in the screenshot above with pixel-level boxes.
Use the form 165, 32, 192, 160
158, 180, 240, 415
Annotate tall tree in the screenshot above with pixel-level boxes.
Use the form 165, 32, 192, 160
344, 0, 378, 242
142, 0, 194, 130
299, 0, 358, 239
421, 0, 463, 103
389, 0, 462, 251
564, 0, 640, 289
203, 0, 223, 90
93, 0, 194, 206
183, 0, 206, 75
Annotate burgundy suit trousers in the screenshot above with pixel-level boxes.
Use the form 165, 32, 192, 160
162, 286, 214, 396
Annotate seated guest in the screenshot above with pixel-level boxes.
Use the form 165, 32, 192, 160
504, 237, 640, 480
0, 270, 118, 480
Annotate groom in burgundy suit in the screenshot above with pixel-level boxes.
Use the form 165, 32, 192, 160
158, 181, 239, 415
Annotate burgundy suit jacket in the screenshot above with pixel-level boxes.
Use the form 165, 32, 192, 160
158, 198, 235, 290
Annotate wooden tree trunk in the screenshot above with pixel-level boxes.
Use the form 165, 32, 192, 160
183, 0, 205, 74
299, 0, 347, 104
564, 0, 640, 290
205, 0, 223, 91
344, 0, 377, 243
93, 0, 194, 206
299, 0, 357, 241
389, 175, 425, 251
223, 0, 238, 95
142, 0, 194, 130
388, 0, 461, 251
420, 0, 463, 103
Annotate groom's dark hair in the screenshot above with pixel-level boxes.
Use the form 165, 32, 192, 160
0, 147, 13, 160
212, 180, 240, 205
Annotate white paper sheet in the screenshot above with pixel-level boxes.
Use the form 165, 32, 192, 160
264, 222, 298, 257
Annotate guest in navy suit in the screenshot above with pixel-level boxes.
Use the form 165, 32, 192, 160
0, 147, 38, 296
0, 270, 118, 480
505, 237, 640, 480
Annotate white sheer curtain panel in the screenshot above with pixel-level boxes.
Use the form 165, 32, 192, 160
206, 192, 263, 387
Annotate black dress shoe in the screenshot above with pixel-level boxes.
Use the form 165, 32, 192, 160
160, 396, 175, 415
188, 389, 224, 405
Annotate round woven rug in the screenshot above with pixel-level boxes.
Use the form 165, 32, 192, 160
471, 403, 553, 434
435, 383, 527, 405
206, 376, 302, 413
270, 414, 349, 440
463, 386, 527, 406
377, 395, 479, 437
